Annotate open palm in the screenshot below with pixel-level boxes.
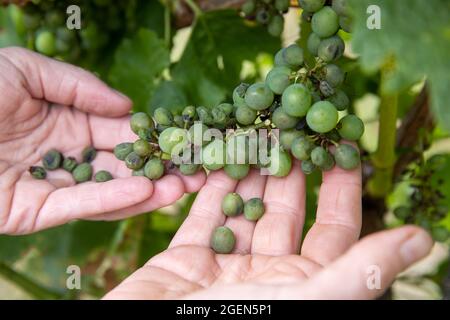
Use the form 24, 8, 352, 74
105, 164, 433, 300
0, 48, 205, 234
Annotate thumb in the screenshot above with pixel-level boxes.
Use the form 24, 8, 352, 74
0, 47, 132, 117
302, 226, 434, 299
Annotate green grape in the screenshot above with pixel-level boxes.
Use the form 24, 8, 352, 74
222, 193, 244, 217
202, 139, 226, 171
301, 159, 316, 174
298, 0, 326, 13
212, 107, 227, 127
256, 7, 271, 24
311, 146, 334, 170
332, 0, 349, 16
73, 163, 93, 183
144, 158, 165, 180
179, 163, 201, 176
114, 142, 134, 160
217, 103, 234, 116
311, 6, 339, 38
131, 112, 153, 134
306, 101, 338, 133
188, 122, 209, 146
291, 135, 314, 160
281, 83, 312, 117
319, 81, 335, 97
275, 0, 290, 12
323, 64, 345, 87
274, 49, 289, 67
431, 226, 449, 242
244, 198, 265, 221
95, 170, 113, 183
307, 32, 321, 55
268, 15, 284, 37
272, 108, 299, 129
233, 83, 250, 107
138, 128, 154, 142
393, 206, 411, 220
224, 164, 250, 180
154, 107, 173, 126
337, 114, 364, 141
268, 147, 292, 177
82, 146, 97, 163
42, 149, 62, 170
235, 105, 257, 126
244, 83, 274, 111
210, 226, 235, 254
35, 30, 56, 56
182, 105, 197, 121
173, 115, 184, 128
242, 0, 256, 15
132, 168, 145, 176
196, 106, 214, 125
282, 44, 304, 68
334, 143, 359, 170
133, 139, 153, 157
317, 35, 345, 62
266, 66, 292, 95
125, 152, 145, 170
339, 15, 352, 33
279, 129, 304, 150
158, 127, 189, 155
327, 89, 349, 111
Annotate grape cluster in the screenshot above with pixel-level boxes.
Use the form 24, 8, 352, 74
241, 0, 290, 37
8, 0, 136, 62
30, 147, 114, 183
393, 155, 450, 242
300, 0, 352, 33
114, 40, 363, 182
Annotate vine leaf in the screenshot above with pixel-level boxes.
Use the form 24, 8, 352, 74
349, 0, 450, 130
172, 10, 279, 107
108, 29, 170, 112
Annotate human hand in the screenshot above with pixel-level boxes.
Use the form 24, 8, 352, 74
104, 162, 433, 299
0, 47, 205, 235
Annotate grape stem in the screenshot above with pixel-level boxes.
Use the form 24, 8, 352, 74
368, 58, 399, 197
184, 0, 203, 17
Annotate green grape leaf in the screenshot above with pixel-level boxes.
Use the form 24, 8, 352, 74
172, 10, 279, 107
150, 81, 188, 114
349, 0, 450, 130
0, 6, 26, 48
108, 28, 170, 112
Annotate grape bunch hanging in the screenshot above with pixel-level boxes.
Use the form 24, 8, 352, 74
8, 0, 137, 62
241, 0, 290, 37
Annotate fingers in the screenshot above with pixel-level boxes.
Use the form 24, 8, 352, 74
89, 115, 136, 150
86, 174, 186, 221
169, 171, 237, 248
33, 177, 153, 232
301, 160, 362, 265
0, 47, 131, 117
251, 160, 306, 256
224, 169, 267, 254
301, 226, 433, 299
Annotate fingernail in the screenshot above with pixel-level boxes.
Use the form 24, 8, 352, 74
400, 231, 433, 265
112, 89, 131, 101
